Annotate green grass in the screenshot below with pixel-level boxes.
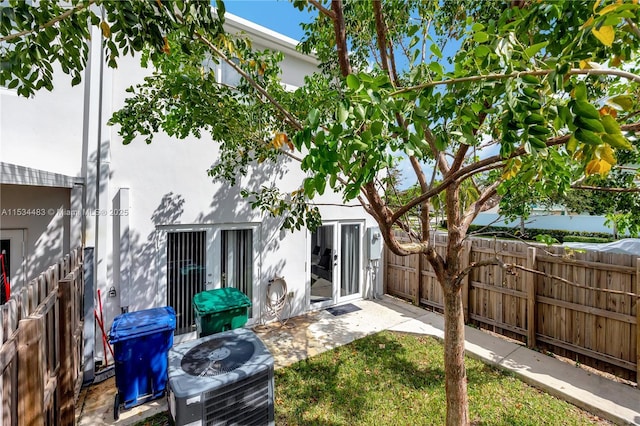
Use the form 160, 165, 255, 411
134, 331, 607, 426
275, 331, 606, 426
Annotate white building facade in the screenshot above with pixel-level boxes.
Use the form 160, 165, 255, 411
0, 13, 383, 359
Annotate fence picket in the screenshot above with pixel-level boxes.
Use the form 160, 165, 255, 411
385, 233, 639, 382
0, 248, 83, 426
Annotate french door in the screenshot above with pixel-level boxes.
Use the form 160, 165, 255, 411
163, 225, 259, 337
309, 222, 362, 308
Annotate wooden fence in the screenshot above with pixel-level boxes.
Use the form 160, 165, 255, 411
385, 233, 640, 382
0, 248, 84, 425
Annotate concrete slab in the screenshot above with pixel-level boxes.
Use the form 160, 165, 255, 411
500, 347, 640, 426
75, 377, 167, 426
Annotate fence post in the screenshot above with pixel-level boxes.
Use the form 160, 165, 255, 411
636, 258, 639, 384
58, 276, 75, 425
382, 245, 388, 296
526, 247, 537, 348
17, 316, 44, 426
413, 253, 421, 306
461, 240, 472, 323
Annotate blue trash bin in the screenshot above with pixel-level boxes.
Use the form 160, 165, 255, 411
109, 306, 176, 419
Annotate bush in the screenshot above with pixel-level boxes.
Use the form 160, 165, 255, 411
562, 235, 614, 243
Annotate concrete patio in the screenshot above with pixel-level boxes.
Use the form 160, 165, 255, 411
75, 295, 640, 426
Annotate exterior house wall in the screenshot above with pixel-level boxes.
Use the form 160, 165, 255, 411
1, 12, 383, 356
0, 72, 86, 177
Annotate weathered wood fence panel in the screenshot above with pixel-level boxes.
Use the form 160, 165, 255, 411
384, 232, 639, 382
0, 248, 84, 426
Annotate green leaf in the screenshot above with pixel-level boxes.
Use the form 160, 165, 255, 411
414, 107, 428, 118
354, 104, 366, 120
524, 41, 548, 58
303, 177, 315, 197
430, 44, 442, 59
571, 100, 599, 120
370, 121, 383, 136
535, 234, 559, 245
428, 61, 443, 76
601, 114, 621, 135
573, 82, 588, 102
308, 108, 320, 129
315, 175, 327, 195
337, 104, 349, 123
434, 134, 447, 151
473, 32, 490, 43
474, 45, 491, 58
346, 74, 361, 91
602, 133, 633, 150
575, 128, 602, 146
471, 103, 484, 114
566, 136, 578, 154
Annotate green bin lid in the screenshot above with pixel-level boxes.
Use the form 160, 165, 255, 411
193, 287, 251, 315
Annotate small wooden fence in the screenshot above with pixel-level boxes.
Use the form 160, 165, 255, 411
0, 248, 84, 425
385, 233, 640, 382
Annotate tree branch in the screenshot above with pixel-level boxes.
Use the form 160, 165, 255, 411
193, 32, 304, 131
308, 0, 336, 19
507, 263, 638, 298
372, 1, 397, 86
571, 185, 640, 193
0, 0, 96, 43
625, 18, 640, 39
461, 180, 500, 230
453, 257, 638, 298
331, 0, 351, 77
390, 121, 640, 226
391, 68, 640, 96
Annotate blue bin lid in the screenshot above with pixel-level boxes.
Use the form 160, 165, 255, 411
109, 306, 176, 343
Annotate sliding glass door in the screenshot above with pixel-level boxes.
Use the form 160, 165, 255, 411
340, 224, 361, 298
221, 229, 253, 316
163, 224, 259, 338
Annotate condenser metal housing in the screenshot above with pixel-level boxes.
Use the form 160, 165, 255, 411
167, 327, 274, 426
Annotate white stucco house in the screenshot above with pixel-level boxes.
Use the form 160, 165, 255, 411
0, 13, 382, 369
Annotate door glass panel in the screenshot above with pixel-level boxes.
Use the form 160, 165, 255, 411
340, 224, 360, 297
310, 225, 334, 304
221, 229, 253, 316
167, 231, 206, 335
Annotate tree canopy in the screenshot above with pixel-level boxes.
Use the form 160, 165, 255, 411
2, 1, 640, 424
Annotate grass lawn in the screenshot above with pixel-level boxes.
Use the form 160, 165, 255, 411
275, 331, 607, 425
134, 331, 608, 426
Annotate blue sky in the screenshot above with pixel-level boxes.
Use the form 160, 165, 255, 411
224, 0, 315, 41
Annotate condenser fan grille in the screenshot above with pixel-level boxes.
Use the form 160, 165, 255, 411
204, 368, 271, 425
181, 338, 255, 376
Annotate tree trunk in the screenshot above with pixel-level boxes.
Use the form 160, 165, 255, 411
443, 285, 469, 426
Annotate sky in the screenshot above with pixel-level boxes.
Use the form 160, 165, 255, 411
224, 0, 315, 41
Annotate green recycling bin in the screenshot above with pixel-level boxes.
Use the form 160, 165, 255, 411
193, 287, 251, 337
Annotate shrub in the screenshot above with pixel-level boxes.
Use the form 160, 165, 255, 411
562, 235, 614, 243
